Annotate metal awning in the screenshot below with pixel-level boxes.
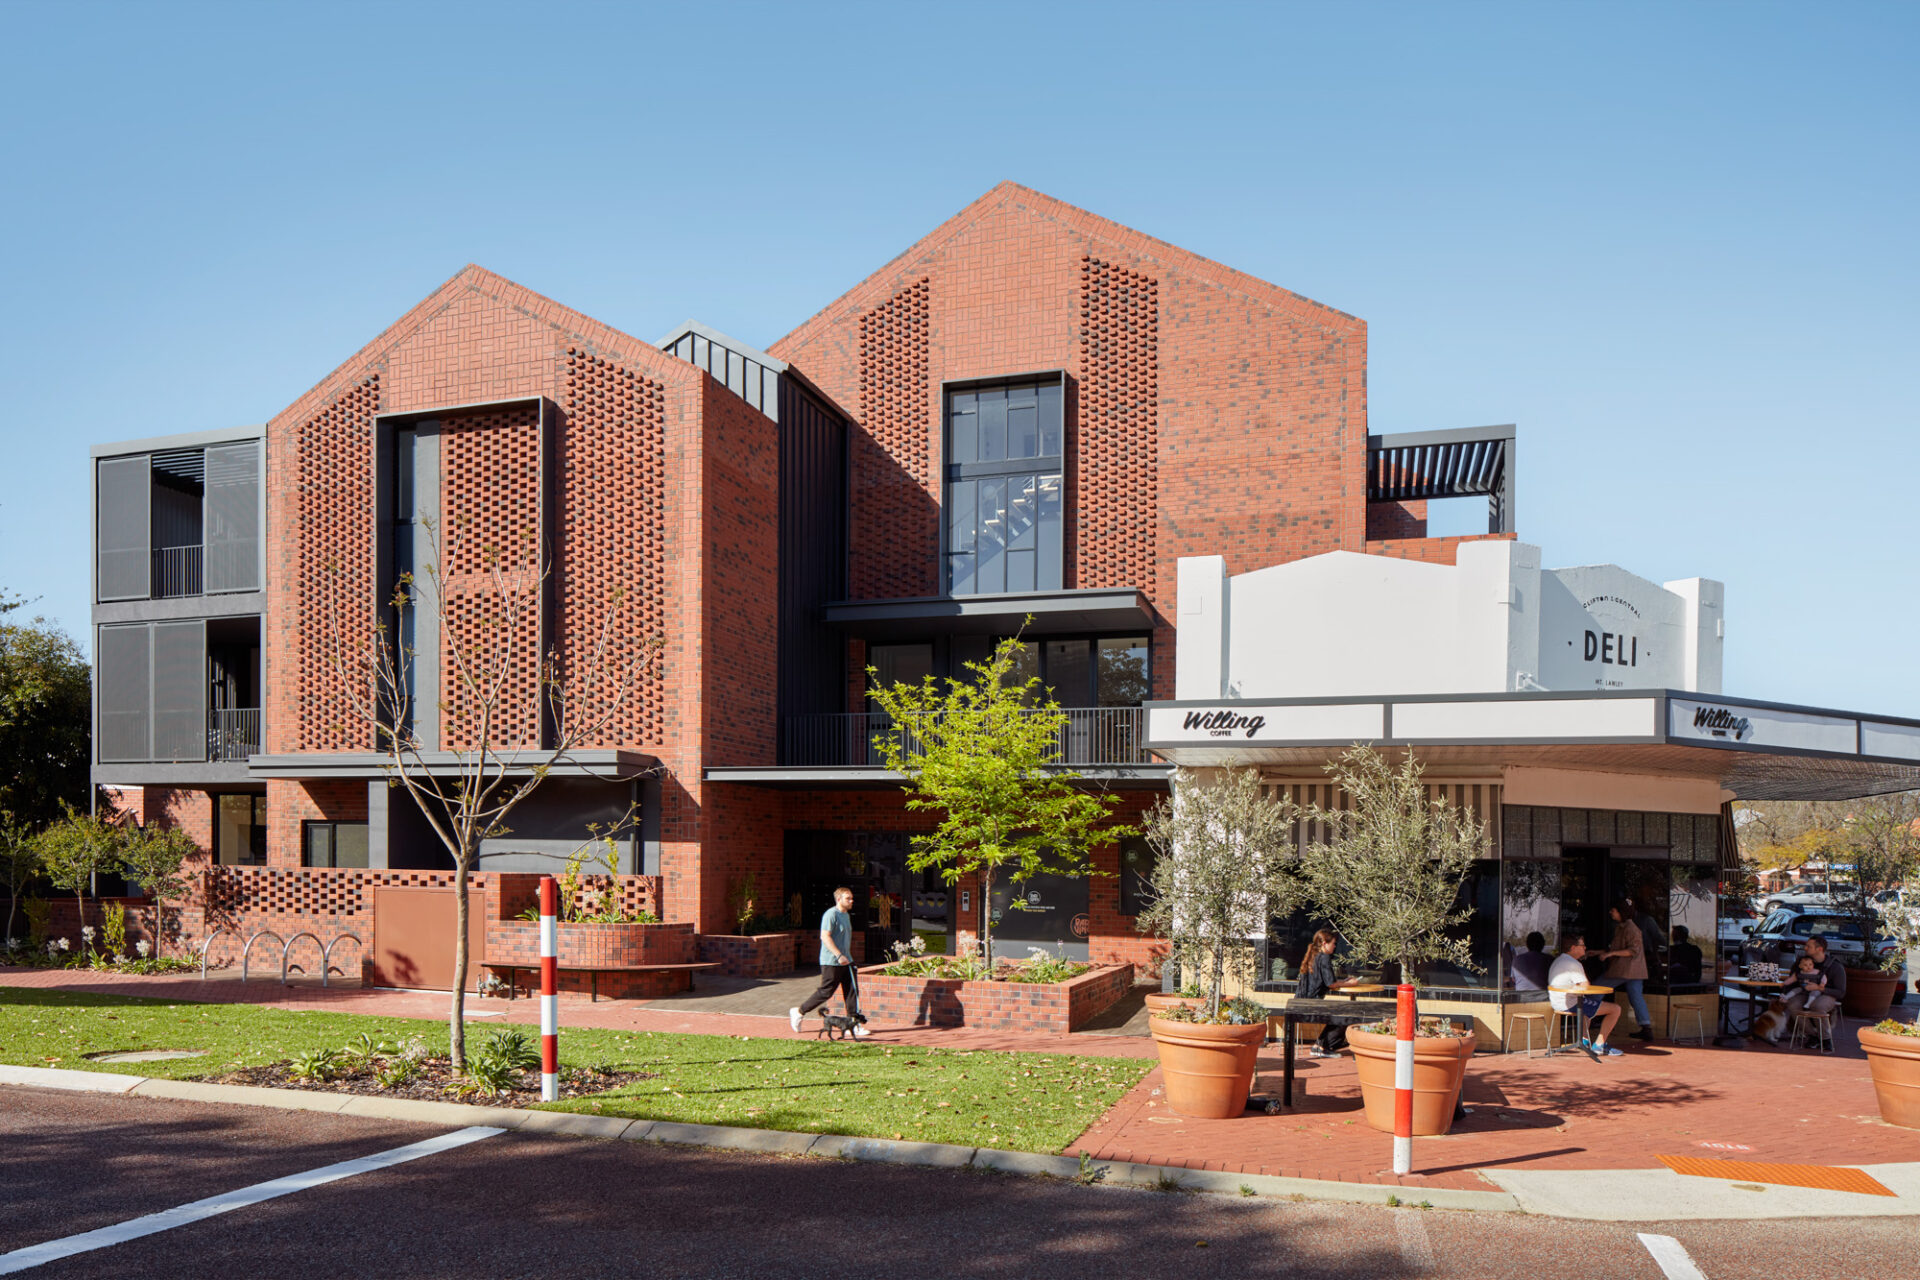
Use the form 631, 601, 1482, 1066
1367, 425, 1514, 534
821, 587, 1154, 641
1142, 690, 1920, 801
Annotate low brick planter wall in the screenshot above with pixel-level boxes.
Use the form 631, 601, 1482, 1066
699, 932, 803, 978
855, 962, 1134, 1034
484, 920, 696, 1000
795, 931, 865, 969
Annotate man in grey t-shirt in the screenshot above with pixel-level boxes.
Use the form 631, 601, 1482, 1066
1762, 935, 1846, 1043
791, 887, 869, 1036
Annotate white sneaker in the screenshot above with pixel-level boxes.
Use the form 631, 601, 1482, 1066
789, 1007, 803, 1033
851, 1024, 871, 1038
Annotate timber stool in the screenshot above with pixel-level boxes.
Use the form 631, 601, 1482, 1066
1667, 1000, 1707, 1046
1506, 1010, 1549, 1057
1790, 1009, 1835, 1054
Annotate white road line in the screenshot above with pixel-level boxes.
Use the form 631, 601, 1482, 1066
1393, 1209, 1434, 1273
1637, 1232, 1709, 1280
0, 1125, 503, 1276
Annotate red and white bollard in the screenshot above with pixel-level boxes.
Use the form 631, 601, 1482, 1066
1393, 982, 1416, 1175
539, 875, 559, 1102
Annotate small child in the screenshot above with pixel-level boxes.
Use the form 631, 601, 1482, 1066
1792, 955, 1825, 994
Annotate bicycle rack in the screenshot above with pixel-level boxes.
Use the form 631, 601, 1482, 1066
198, 926, 235, 979
240, 929, 284, 983
280, 932, 324, 986
321, 932, 364, 987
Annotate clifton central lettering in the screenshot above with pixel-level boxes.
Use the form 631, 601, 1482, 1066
1183, 710, 1268, 739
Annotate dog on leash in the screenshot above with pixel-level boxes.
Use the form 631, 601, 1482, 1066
816, 1011, 867, 1041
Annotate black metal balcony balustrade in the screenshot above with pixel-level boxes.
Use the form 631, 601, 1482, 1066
208, 708, 262, 762
152, 544, 204, 598
783, 707, 1150, 768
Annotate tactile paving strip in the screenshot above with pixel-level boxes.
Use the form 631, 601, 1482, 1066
1657, 1155, 1895, 1196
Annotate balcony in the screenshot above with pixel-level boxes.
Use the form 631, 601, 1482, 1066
152, 545, 205, 598
208, 708, 262, 762
783, 707, 1151, 768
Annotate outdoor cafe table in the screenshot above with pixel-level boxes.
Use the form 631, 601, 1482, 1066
1256, 995, 1473, 1107
1543, 984, 1613, 1057
1330, 983, 1386, 999
1719, 977, 1786, 1047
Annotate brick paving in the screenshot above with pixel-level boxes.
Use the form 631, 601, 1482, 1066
6, 966, 1914, 1191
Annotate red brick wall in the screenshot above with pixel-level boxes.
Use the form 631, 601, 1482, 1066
1077, 256, 1158, 593
1364, 531, 1516, 565
439, 401, 544, 750
856, 962, 1134, 1033
1364, 499, 1427, 541
851, 278, 934, 599
265, 780, 367, 869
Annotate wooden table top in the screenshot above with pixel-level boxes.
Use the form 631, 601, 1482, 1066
1727, 978, 1786, 988
1332, 983, 1386, 994
1557, 984, 1613, 996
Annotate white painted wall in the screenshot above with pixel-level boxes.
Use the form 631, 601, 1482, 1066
1177, 542, 1724, 700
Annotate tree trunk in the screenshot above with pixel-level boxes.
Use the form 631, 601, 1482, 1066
450, 853, 471, 1072
979, 868, 994, 973
1209, 929, 1226, 1020
74, 891, 85, 959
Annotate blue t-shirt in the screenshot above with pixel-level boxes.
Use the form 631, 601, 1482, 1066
819, 906, 852, 967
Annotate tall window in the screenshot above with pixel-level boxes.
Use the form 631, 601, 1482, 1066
944, 377, 1064, 595
217, 795, 267, 866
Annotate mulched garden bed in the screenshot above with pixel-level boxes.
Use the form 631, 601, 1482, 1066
210, 1059, 653, 1107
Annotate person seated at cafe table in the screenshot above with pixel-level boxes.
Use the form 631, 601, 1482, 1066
1758, 936, 1847, 1045
1549, 934, 1624, 1058
1669, 925, 1704, 985
1511, 931, 1552, 992
1297, 928, 1357, 1058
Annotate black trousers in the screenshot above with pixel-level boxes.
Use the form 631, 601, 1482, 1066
799, 964, 862, 1020
1316, 1023, 1347, 1052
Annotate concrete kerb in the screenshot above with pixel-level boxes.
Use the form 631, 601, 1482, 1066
16, 1068, 1914, 1219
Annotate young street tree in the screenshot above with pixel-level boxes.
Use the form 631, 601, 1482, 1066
1138, 765, 1304, 1019
324, 518, 659, 1070
34, 805, 125, 949
868, 634, 1126, 971
1301, 746, 1487, 1006
118, 822, 199, 959
1, 813, 37, 947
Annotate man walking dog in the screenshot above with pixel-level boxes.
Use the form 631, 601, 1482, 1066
792, 886, 869, 1037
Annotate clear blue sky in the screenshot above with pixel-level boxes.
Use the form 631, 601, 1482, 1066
1, 2, 1913, 714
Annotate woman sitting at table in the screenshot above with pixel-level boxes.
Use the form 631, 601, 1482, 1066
1297, 928, 1353, 1059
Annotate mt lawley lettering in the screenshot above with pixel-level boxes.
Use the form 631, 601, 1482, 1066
1183, 710, 1267, 739
1692, 706, 1752, 741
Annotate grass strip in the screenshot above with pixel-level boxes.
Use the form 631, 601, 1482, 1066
0, 986, 1148, 1151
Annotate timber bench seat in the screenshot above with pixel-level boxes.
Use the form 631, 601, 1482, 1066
497, 961, 722, 1001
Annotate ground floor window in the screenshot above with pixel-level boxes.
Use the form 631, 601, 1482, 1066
216, 794, 267, 866
303, 821, 369, 869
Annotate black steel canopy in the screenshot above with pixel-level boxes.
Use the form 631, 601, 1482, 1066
1367, 425, 1515, 534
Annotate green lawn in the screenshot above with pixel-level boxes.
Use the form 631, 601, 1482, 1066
0, 987, 1149, 1152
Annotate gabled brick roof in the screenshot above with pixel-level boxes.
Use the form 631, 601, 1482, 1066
769, 179, 1363, 362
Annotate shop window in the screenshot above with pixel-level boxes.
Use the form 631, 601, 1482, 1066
216, 795, 267, 866
304, 821, 369, 869
944, 377, 1064, 595
1411, 859, 1501, 989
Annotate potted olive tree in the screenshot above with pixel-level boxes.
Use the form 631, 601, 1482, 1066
1301, 747, 1484, 1137
1136, 765, 1302, 1119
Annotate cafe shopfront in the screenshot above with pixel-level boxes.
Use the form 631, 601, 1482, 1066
1143, 541, 1920, 1045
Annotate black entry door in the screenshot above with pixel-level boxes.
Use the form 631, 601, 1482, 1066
988, 872, 1091, 961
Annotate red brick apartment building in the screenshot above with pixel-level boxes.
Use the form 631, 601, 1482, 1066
89, 182, 1512, 979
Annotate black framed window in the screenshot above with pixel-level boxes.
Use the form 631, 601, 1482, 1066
304, 821, 369, 869
944, 376, 1064, 595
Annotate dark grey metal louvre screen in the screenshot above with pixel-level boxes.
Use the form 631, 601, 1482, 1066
150, 620, 206, 762
203, 441, 261, 593
96, 456, 151, 601
97, 624, 151, 762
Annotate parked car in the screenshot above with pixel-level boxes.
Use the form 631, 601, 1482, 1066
1741, 908, 1907, 1002
1761, 882, 1859, 913
1717, 899, 1761, 948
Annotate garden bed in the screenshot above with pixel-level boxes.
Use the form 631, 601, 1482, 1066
857, 962, 1134, 1034
211, 1058, 652, 1107
484, 919, 696, 999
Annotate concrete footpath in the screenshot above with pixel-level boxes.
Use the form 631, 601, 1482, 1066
6, 1062, 1918, 1222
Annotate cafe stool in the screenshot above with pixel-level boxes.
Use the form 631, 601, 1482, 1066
1667, 1001, 1707, 1046
1555, 1008, 1585, 1051
1790, 1010, 1835, 1054
1506, 1011, 1548, 1057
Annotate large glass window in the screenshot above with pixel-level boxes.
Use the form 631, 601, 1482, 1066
944, 378, 1064, 595
217, 795, 267, 866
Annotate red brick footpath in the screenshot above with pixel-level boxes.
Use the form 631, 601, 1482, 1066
5, 967, 1912, 1192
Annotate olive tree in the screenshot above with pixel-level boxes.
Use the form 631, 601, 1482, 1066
1300, 747, 1486, 1003
1136, 765, 1303, 1019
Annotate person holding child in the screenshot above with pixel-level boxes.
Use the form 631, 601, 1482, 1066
1758, 935, 1847, 1045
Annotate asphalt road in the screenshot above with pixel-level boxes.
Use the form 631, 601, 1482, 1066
2, 1089, 1915, 1279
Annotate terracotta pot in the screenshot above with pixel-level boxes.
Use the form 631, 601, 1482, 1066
1859, 1025, 1920, 1129
1147, 1015, 1267, 1119
1843, 968, 1900, 1021
1346, 1026, 1477, 1137
1143, 992, 1206, 1014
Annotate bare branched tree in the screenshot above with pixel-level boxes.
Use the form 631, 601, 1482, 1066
323, 516, 660, 1069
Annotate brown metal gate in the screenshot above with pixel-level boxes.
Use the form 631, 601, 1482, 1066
370, 886, 487, 991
